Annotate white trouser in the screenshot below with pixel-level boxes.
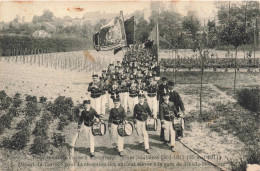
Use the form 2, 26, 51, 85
90, 96, 101, 115
101, 94, 107, 115
71, 125, 95, 154
136, 120, 149, 150
164, 120, 175, 147
146, 95, 158, 118
120, 92, 128, 113
108, 97, 114, 110
128, 96, 138, 116
111, 123, 124, 152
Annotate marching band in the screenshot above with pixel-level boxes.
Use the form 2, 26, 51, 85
73, 48, 185, 157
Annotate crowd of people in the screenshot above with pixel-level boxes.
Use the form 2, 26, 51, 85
160, 51, 260, 70
70, 48, 186, 157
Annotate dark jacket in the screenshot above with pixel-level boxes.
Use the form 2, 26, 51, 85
108, 107, 126, 125
169, 90, 185, 112
158, 83, 169, 101
159, 101, 177, 121
88, 82, 103, 98
134, 103, 152, 121
145, 82, 158, 97
78, 108, 100, 127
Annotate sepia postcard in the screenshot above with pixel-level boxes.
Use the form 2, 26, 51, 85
0, 0, 259, 171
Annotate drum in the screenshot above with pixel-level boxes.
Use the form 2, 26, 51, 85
92, 121, 106, 136
117, 121, 133, 137
146, 117, 158, 131
173, 117, 183, 131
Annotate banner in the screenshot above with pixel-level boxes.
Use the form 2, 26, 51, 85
124, 16, 134, 45
95, 11, 127, 51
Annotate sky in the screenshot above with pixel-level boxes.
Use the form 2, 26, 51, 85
0, 1, 222, 23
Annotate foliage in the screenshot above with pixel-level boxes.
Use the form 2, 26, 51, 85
33, 120, 48, 137
25, 95, 37, 103
16, 119, 30, 130
52, 132, 65, 147
237, 88, 259, 113
228, 148, 260, 171
13, 93, 22, 108
41, 111, 53, 124
4, 128, 31, 150
30, 136, 50, 154
49, 96, 74, 118
216, 1, 259, 47
0, 90, 7, 101
1, 35, 89, 56
8, 107, 19, 117
32, 10, 55, 24
0, 95, 13, 110
0, 114, 13, 129
25, 101, 39, 117
39, 96, 47, 104
57, 115, 70, 131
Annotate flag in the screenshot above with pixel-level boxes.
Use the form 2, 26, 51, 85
148, 25, 159, 45
114, 47, 122, 55
124, 16, 134, 45
97, 11, 127, 51
83, 50, 95, 62
144, 40, 154, 49
93, 32, 100, 51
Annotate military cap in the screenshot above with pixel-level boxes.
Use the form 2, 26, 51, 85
161, 77, 167, 81
138, 93, 145, 98
162, 92, 169, 96
168, 80, 175, 87
83, 100, 90, 104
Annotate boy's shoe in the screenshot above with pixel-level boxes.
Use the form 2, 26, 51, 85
171, 146, 175, 152
145, 149, 151, 154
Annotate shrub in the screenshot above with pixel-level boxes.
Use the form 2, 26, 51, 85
8, 128, 30, 150
14, 93, 21, 99
25, 95, 37, 103
0, 124, 5, 135
237, 88, 259, 113
41, 111, 52, 124
228, 148, 260, 171
57, 115, 70, 131
16, 119, 29, 130
0, 114, 13, 129
52, 132, 65, 147
30, 136, 50, 154
50, 96, 74, 118
72, 106, 81, 122
33, 120, 48, 137
13, 94, 22, 108
0, 96, 13, 110
25, 101, 39, 117
2, 137, 11, 148
9, 107, 19, 117
0, 90, 7, 101
39, 96, 47, 104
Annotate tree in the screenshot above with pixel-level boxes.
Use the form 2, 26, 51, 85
32, 10, 55, 23
135, 17, 151, 43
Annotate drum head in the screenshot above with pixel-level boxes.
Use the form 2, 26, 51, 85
100, 123, 106, 136
125, 122, 133, 136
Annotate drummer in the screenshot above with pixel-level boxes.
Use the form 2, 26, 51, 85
133, 93, 152, 154
72, 100, 101, 158
159, 92, 178, 152
108, 98, 126, 157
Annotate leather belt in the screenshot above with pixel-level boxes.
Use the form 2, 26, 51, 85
147, 93, 156, 97
91, 93, 101, 98
129, 94, 138, 97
